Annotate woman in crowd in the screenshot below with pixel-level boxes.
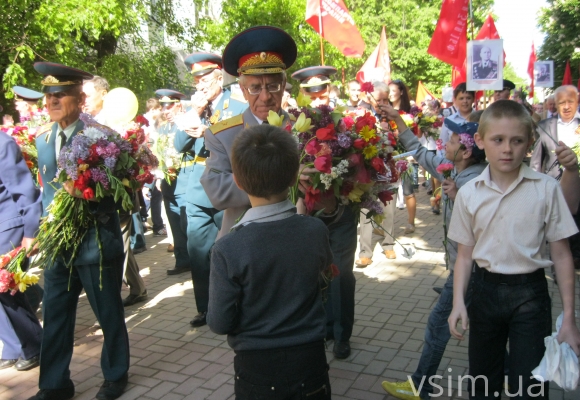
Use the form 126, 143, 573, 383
388, 80, 417, 233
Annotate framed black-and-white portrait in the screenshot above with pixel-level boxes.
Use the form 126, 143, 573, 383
466, 39, 504, 91
534, 61, 554, 88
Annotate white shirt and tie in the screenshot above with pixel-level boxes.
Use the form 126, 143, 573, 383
556, 112, 580, 148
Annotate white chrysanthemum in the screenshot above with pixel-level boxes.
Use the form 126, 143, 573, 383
48, 214, 55, 222
82, 127, 107, 141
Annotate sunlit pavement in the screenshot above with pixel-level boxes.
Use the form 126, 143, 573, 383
1, 185, 579, 400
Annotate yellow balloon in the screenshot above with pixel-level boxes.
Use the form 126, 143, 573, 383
101, 87, 139, 126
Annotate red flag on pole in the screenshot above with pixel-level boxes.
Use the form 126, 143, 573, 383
452, 64, 466, 88
306, 0, 365, 58
476, 14, 506, 65
563, 60, 573, 85
427, 0, 469, 67
356, 26, 390, 83
527, 43, 536, 98
416, 81, 436, 105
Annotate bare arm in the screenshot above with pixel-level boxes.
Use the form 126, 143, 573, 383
550, 239, 580, 355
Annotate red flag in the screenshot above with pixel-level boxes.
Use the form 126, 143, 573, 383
306, 0, 365, 57
476, 15, 506, 65
356, 27, 390, 83
563, 60, 572, 85
416, 81, 436, 105
452, 64, 466, 88
427, 0, 469, 67
527, 43, 536, 98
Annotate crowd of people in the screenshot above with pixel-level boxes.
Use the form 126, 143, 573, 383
0, 24, 580, 400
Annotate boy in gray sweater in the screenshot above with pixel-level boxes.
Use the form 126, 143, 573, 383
381, 105, 487, 400
207, 124, 333, 400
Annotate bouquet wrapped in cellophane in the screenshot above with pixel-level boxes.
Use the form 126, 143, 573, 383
32, 113, 158, 276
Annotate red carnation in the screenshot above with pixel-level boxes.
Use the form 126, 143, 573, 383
315, 123, 336, 141
360, 82, 374, 94
135, 115, 149, 127
343, 116, 355, 130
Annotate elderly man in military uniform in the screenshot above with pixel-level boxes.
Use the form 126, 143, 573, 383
174, 52, 247, 327
472, 45, 498, 80
29, 62, 129, 400
291, 65, 337, 108
201, 30, 358, 360
155, 89, 192, 275
200, 27, 295, 238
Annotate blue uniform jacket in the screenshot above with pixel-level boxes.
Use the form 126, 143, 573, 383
0, 132, 42, 253
174, 89, 247, 208
158, 121, 194, 197
36, 121, 124, 266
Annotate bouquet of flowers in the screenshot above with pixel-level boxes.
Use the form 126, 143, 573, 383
32, 113, 158, 274
277, 103, 401, 223
21, 108, 51, 131
0, 247, 39, 295
0, 125, 39, 183
410, 105, 443, 140
156, 133, 182, 183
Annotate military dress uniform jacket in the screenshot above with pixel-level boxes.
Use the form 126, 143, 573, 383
158, 121, 195, 197
0, 132, 42, 252
174, 90, 247, 209
200, 107, 291, 239
472, 61, 498, 80
36, 121, 124, 266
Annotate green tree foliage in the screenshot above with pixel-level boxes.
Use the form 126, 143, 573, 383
537, 0, 580, 86
0, 0, 199, 113
199, 0, 494, 98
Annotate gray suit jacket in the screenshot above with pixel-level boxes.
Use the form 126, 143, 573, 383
200, 107, 290, 239
530, 117, 560, 179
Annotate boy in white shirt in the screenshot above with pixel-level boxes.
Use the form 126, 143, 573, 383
448, 100, 580, 399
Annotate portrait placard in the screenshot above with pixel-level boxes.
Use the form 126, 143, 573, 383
534, 61, 554, 88
466, 39, 504, 91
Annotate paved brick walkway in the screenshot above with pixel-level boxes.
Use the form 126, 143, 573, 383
1, 187, 579, 399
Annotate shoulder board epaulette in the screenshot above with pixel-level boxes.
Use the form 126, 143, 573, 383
35, 123, 53, 138
209, 114, 244, 135
229, 92, 248, 103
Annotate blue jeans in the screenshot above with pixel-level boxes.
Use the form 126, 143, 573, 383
411, 271, 474, 399
468, 270, 550, 399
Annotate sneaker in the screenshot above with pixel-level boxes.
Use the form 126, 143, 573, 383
384, 250, 396, 259
153, 227, 168, 236
381, 380, 421, 400
404, 223, 415, 234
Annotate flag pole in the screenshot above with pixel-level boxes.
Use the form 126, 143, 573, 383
319, 0, 325, 65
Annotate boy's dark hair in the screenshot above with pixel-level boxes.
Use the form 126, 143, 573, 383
453, 83, 475, 100
479, 100, 534, 140
232, 124, 299, 199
